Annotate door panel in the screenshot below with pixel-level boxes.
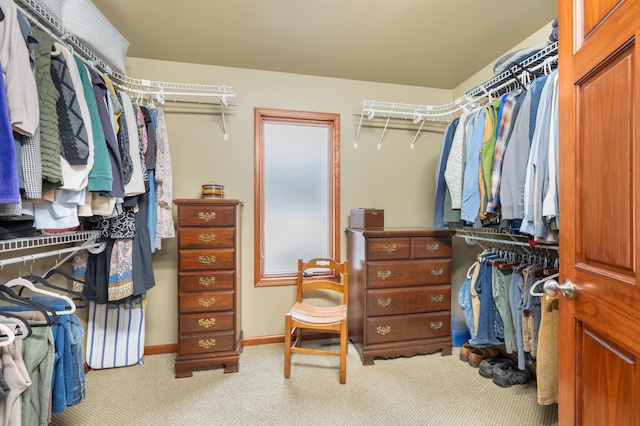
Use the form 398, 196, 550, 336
582, 0, 622, 38
581, 328, 636, 425
578, 45, 634, 275
559, 0, 640, 424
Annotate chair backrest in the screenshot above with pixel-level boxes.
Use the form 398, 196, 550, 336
297, 258, 348, 306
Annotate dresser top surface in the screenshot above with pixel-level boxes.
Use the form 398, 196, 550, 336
174, 198, 241, 206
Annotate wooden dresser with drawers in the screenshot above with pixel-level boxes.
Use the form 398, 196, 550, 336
346, 227, 455, 365
173, 199, 242, 378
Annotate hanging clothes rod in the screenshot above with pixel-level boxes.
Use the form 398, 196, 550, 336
0, 231, 106, 269
16, 0, 235, 139
0, 241, 105, 269
455, 233, 558, 251
353, 41, 558, 148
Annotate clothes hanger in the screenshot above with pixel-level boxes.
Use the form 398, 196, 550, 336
0, 284, 58, 326
5, 277, 76, 315
18, 274, 88, 315
0, 311, 32, 339
41, 268, 93, 307
43, 257, 94, 306
0, 323, 15, 347
17, 258, 82, 312
466, 261, 478, 279
530, 272, 560, 297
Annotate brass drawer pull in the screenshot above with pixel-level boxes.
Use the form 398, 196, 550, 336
425, 243, 440, 252
431, 268, 444, 276
431, 294, 444, 303
198, 297, 216, 307
198, 339, 216, 349
199, 255, 216, 264
199, 277, 216, 287
377, 298, 391, 307
198, 212, 216, 222
430, 321, 443, 330
382, 244, 396, 253
198, 233, 216, 243
376, 326, 391, 335
198, 318, 216, 328
377, 270, 391, 280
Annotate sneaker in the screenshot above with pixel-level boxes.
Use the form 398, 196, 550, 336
478, 357, 513, 378
492, 363, 531, 387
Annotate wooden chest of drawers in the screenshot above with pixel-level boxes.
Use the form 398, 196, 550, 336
173, 199, 243, 378
346, 227, 455, 365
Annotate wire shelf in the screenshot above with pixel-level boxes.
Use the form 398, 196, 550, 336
16, 0, 235, 107
0, 230, 101, 254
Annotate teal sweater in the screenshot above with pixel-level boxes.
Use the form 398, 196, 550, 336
74, 56, 113, 192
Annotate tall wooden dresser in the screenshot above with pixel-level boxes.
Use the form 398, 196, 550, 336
173, 199, 243, 378
346, 227, 455, 365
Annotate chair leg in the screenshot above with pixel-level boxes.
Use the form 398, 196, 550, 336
339, 321, 348, 384
284, 315, 291, 378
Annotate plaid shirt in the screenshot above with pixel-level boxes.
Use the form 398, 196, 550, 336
486, 92, 522, 214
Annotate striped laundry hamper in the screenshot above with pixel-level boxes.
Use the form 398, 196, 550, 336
86, 300, 145, 369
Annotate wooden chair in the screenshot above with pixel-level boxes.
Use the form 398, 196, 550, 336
284, 258, 349, 384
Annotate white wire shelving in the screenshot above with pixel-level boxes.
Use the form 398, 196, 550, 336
353, 42, 558, 149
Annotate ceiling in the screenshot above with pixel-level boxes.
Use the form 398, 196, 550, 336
90, 0, 558, 90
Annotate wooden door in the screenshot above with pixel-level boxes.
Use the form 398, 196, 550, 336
558, 0, 640, 424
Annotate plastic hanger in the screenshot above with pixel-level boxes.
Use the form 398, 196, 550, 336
0, 284, 58, 326
41, 268, 93, 307
0, 323, 15, 347
530, 272, 560, 297
0, 311, 32, 339
5, 277, 76, 315
466, 261, 478, 279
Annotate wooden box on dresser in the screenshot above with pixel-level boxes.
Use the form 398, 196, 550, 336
346, 227, 455, 366
173, 199, 243, 378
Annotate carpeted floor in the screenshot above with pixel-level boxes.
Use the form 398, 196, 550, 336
50, 343, 558, 426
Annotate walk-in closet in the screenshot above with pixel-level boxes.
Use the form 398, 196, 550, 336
1, 0, 637, 424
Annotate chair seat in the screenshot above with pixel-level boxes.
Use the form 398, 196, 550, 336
289, 302, 347, 326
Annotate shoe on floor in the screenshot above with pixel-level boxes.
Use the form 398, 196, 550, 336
459, 342, 473, 362
492, 363, 531, 387
467, 346, 500, 368
478, 357, 513, 378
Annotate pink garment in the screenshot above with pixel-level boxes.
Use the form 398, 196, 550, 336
0, 339, 31, 426
153, 108, 175, 249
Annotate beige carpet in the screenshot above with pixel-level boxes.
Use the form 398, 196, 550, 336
50, 343, 558, 426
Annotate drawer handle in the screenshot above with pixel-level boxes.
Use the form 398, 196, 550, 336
431, 268, 444, 276
376, 326, 391, 335
199, 277, 216, 287
198, 212, 216, 222
377, 298, 392, 307
382, 244, 396, 253
377, 270, 392, 280
199, 255, 216, 264
430, 321, 443, 330
199, 297, 216, 307
198, 318, 216, 328
431, 294, 444, 303
425, 243, 440, 251
198, 233, 216, 243
198, 339, 216, 349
